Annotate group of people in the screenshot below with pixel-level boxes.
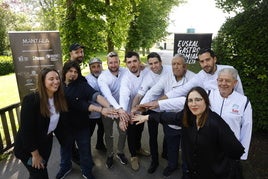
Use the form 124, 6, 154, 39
13, 44, 252, 179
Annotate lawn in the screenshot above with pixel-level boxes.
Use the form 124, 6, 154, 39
0, 73, 20, 109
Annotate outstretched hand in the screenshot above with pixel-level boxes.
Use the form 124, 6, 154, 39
132, 114, 149, 125
119, 119, 128, 131
101, 107, 118, 118
117, 108, 130, 123
138, 100, 159, 110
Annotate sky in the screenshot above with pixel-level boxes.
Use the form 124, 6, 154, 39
168, 0, 233, 37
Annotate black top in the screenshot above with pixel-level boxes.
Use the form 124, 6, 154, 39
63, 78, 99, 129
150, 109, 244, 179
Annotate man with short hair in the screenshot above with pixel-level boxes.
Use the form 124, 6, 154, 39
210, 68, 252, 161
131, 52, 172, 174
143, 49, 244, 111
98, 52, 129, 168
139, 54, 195, 177
56, 60, 113, 179
163, 48, 244, 99
69, 43, 85, 63
85, 57, 106, 152
119, 51, 150, 171
68, 43, 86, 166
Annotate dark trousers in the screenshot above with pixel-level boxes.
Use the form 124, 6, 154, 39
163, 124, 181, 169
127, 122, 144, 157
147, 110, 166, 164
21, 134, 53, 179
22, 160, 49, 179
60, 128, 93, 176
72, 117, 105, 160
89, 117, 105, 145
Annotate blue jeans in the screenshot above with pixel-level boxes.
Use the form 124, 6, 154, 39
59, 127, 93, 176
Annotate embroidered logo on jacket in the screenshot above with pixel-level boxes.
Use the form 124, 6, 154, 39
231, 104, 240, 114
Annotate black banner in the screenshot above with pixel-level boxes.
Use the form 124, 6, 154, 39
8, 31, 63, 101
173, 33, 212, 64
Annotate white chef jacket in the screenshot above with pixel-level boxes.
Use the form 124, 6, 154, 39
141, 70, 195, 129
86, 73, 101, 119
98, 67, 127, 109
209, 89, 252, 160
120, 68, 149, 113
138, 65, 172, 112
166, 65, 244, 99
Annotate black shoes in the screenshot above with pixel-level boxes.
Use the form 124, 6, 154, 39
163, 166, 177, 177
116, 153, 128, 165
147, 162, 159, 173
106, 156, 113, 168
106, 153, 128, 169
56, 168, 72, 179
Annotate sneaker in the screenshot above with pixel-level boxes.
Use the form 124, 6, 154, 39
56, 168, 72, 179
147, 162, 159, 173
163, 166, 176, 177
136, 148, 150, 157
82, 173, 95, 179
116, 153, 128, 165
130, 157, 139, 171
106, 156, 113, 168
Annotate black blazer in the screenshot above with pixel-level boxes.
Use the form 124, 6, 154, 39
14, 93, 54, 162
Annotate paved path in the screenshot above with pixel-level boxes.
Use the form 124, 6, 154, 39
0, 123, 183, 179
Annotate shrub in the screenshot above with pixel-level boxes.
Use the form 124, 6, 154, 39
213, 3, 268, 131
0, 56, 14, 75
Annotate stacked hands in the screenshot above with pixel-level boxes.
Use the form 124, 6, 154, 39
100, 100, 159, 131
118, 102, 158, 131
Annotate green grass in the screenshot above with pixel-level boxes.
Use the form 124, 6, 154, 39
0, 73, 20, 108
0, 73, 20, 158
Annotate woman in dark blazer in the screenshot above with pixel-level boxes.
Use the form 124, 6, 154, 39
14, 67, 68, 179
131, 86, 245, 179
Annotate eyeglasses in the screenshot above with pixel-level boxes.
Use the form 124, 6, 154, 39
187, 98, 203, 103
107, 52, 118, 57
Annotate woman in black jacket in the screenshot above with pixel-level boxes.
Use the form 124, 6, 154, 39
14, 67, 68, 179
131, 86, 244, 179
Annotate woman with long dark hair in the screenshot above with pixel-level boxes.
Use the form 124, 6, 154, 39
14, 67, 68, 179
131, 86, 244, 179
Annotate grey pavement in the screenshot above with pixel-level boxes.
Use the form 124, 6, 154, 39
0, 123, 183, 179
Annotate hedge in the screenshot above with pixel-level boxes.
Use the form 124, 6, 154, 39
0, 56, 14, 76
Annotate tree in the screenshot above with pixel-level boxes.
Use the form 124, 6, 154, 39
213, 0, 268, 131
0, 4, 8, 55
215, 0, 263, 13
59, 0, 105, 61
59, 0, 133, 61
104, 0, 133, 52
125, 0, 182, 54
0, 2, 31, 55
38, 0, 61, 30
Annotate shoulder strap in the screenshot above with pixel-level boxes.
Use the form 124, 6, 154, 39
244, 97, 249, 111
